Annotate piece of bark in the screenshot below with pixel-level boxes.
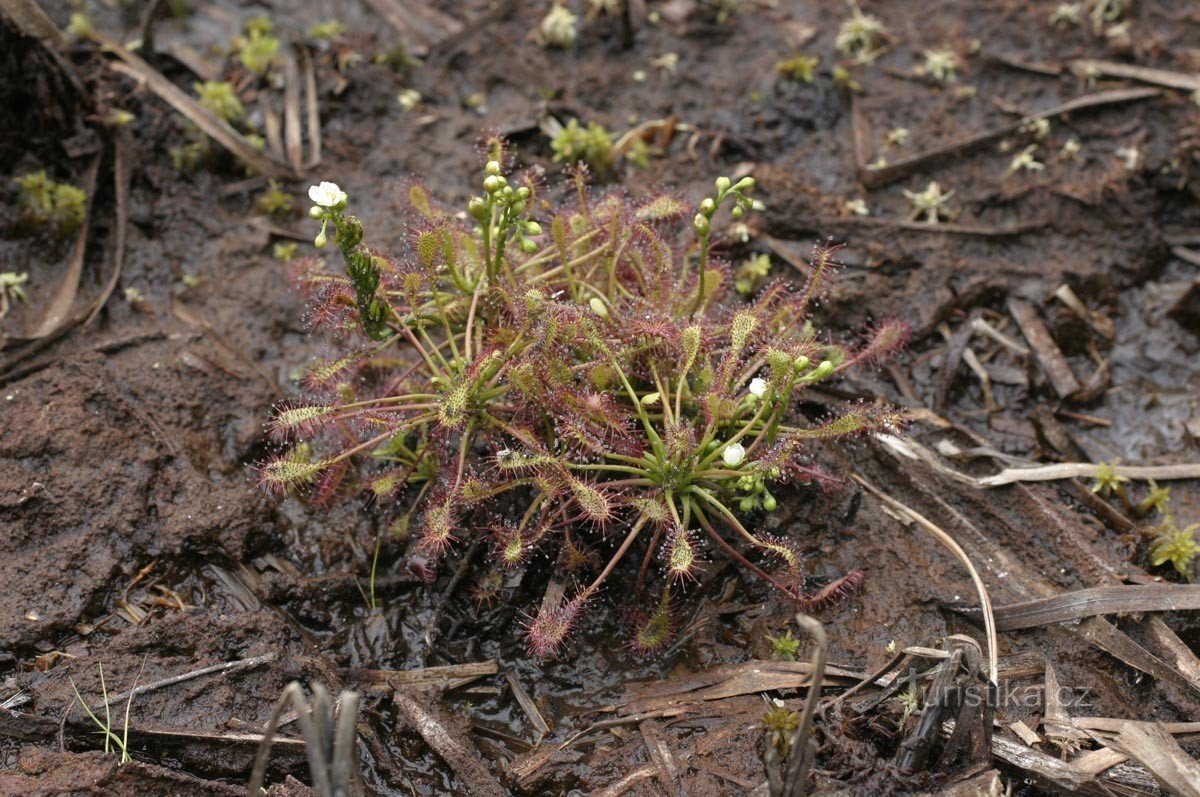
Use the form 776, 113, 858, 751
1008, 298, 1081, 400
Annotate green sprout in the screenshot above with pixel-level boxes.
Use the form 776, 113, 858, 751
902, 181, 955, 224
776, 54, 819, 84
537, 3, 578, 49
257, 181, 295, 216
735, 254, 772, 297
235, 16, 281, 75
1090, 460, 1129, 498
1138, 479, 1171, 516
308, 20, 346, 40
15, 171, 87, 236
895, 681, 922, 723
920, 48, 960, 82
0, 272, 29, 320
68, 661, 141, 764
835, 1, 889, 61
763, 701, 800, 752
273, 242, 299, 262
194, 81, 245, 124
1149, 518, 1199, 577
767, 628, 802, 661
548, 118, 615, 176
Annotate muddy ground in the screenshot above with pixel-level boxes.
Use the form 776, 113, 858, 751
2, 0, 1200, 795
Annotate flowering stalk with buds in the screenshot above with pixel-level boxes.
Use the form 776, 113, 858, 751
263, 138, 908, 658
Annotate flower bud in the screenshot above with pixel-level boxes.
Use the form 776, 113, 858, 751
699, 197, 715, 215
763, 492, 777, 512
722, 442, 746, 467
468, 196, 487, 220
733, 176, 756, 192
731, 205, 744, 219
485, 160, 501, 176
793, 355, 810, 372
693, 214, 710, 235
589, 297, 609, 318
740, 497, 755, 512
715, 176, 731, 193
483, 175, 502, 193
314, 227, 328, 249
519, 237, 537, 254
309, 205, 325, 219
525, 221, 542, 235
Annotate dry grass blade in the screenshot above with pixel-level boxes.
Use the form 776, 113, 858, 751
301, 46, 322, 168
1069, 59, 1200, 92
29, 154, 100, 339
283, 47, 303, 173
852, 474, 998, 684
1114, 722, 1200, 797
0, 0, 63, 43
84, 133, 130, 326
992, 585, 1200, 631
97, 34, 295, 179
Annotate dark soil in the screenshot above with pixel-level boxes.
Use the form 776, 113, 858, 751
2, 1, 1199, 795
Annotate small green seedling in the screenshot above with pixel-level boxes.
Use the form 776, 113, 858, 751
16, 171, 87, 236
902, 181, 955, 224
835, 1, 889, 61
776, 54, 819, 84
257, 181, 295, 216
68, 661, 142, 764
547, 118, 616, 175
234, 16, 281, 75
1149, 518, 1199, 577
768, 628, 802, 661
537, 4, 578, 49
0, 272, 29, 320
195, 81, 245, 124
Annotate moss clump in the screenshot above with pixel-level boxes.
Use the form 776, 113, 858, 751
15, 171, 86, 236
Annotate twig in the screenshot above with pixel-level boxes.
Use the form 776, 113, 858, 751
861, 87, 1159, 188
94, 653, 276, 714
980, 462, 1200, 487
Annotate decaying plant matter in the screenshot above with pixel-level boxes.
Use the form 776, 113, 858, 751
261, 138, 907, 657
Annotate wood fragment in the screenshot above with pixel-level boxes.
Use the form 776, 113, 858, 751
505, 670, 551, 741
639, 719, 681, 796
1174, 247, 1200, 268
394, 690, 506, 797
1008, 298, 1080, 399
1115, 722, 1200, 797
345, 660, 498, 693
1009, 720, 1041, 746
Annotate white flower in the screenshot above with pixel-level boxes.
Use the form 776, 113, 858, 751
722, 442, 746, 468
748, 377, 767, 398
308, 181, 347, 208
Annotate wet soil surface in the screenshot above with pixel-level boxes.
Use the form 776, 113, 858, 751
2, 1, 1200, 795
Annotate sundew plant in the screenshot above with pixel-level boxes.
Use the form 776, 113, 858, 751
262, 139, 907, 657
